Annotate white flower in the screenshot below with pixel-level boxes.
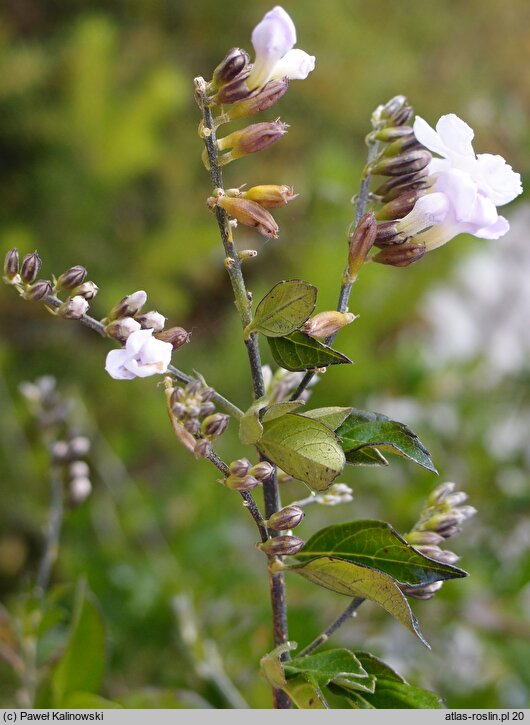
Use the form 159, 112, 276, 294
247, 6, 315, 90
401, 113, 523, 250
105, 329, 172, 380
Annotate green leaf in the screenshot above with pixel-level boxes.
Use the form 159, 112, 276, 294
287, 557, 428, 646
284, 648, 369, 691
246, 279, 317, 337
281, 676, 328, 709
345, 447, 388, 466
239, 398, 266, 444
354, 651, 407, 684
267, 331, 352, 372
294, 520, 467, 586
302, 407, 353, 430
257, 414, 345, 491
52, 580, 105, 707
335, 679, 443, 709
262, 400, 304, 423
336, 409, 437, 473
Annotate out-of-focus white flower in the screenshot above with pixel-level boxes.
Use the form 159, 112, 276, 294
105, 329, 172, 380
247, 6, 315, 90
408, 113, 522, 250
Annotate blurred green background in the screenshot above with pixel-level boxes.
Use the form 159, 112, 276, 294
1, 0, 529, 709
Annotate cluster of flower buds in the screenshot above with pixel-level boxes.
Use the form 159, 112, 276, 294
19, 376, 93, 506
262, 365, 319, 405
364, 96, 435, 268
401, 482, 476, 600
201, 7, 315, 241
223, 458, 274, 492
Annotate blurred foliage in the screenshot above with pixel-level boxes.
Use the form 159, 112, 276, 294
1, 0, 529, 709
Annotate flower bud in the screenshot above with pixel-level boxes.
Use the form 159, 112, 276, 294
217, 120, 288, 160
229, 458, 251, 477
55, 265, 87, 290
199, 401, 215, 417
406, 531, 444, 546
199, 386, 215, 402
20, 252, 42, 284
3, 248, 19, 280
105, 317, 142, 342
185, 380, 202, 395
194, 438, 212, 460
135, 311, 166, 332
249, 461, 274, 482
212, 48, 250, 87
156, 326, 191, 350
201, 413, 230, 438
70, 461, 90, 478
213, 194, 279, 239
26, 279, 53, 301
347, 211, 377, 282
70, 476, 92, 505
224, 474, 260, 491
242, 184, 297, 209
73, 281, 99, 300
51, 440, 69, 461
267, 505, 305, 531
374, 221, 402, 247
401, 581, 443, 600
213, 70, 252, 104
258, 535, 305, 557
373, 126, 414, 142
59, 295, 89, 319
109, 290, 147, 320
238, 249, 258, 261
382, 134, 424, 157
227, 79, 289, 120
428, 482, 456, 505
372, 242, 426, 267
184, 417, 201, 435
171, 401, 186, 419
303, 311, 356, 339
368, 149, 432, 177
170, 387, 185, 404
69, 436, 90, 457
379, 95, 408, 122
187, 404, 201, 418
375, 173, 431, 203
375, 190, 424, 221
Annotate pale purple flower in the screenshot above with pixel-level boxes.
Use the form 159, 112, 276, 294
247, 7, 315, 90
105, 329, 172, 380
400, 113, 523, 250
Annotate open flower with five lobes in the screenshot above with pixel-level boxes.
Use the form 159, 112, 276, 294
402, 113, 523, 250
247, 6, 315, 90
105, 329, 173, 380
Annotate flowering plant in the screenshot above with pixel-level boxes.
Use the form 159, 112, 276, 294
1, 5, 523, 710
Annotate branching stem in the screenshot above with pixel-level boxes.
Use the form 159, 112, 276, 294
298, 597, 364, 657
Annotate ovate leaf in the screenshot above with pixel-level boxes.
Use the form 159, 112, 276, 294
267, 331, 352, 372
262, 400, 304, 423
281, 676, 328, 709
257, 414, 345, 491
295, 520, 467, 586
336, 679, 443, 709
287, 557, 428, 646
302, 407, 352, 430
239, 398, 266, 444
336, 409, 437, 473
345, 447, 388, 466
246, 279, 317, 337
284, 649, 368, 690
354, 651, 407, 683
52, 580, 105, 707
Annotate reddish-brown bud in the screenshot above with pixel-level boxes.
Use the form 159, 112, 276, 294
213, 194, 279, 239
224, 474, 260, 491
227, 79, 289, 120
375, 190, 424, 221
241, 184, 297, 209
20, 252, 42, 284
217, 120, 288, 159
369, 149, 432, 177
267, 506, 305, 531
258, 535, 305, 557
372, 242, 426, 267
156, 326, 191, 349
229, 458, 251, 477
212, 48, 250, 87
3, 248, 19, 280
213, 69, 252, 104
376, 172, 431, 203
347, 212, 377, 281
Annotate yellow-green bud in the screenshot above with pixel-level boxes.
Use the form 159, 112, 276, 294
242, 184, 297, 209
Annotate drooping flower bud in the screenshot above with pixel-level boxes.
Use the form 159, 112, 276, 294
227, 79, 289, 120
224, 474, 261, 491
217, 120, 288, 162
55, 265, 87, 290
212, 48, 250, 87
375, 190, 425, 221
229, 458, 251, 477
405, 531, 445, 546
20, 252, 42, 284
108, 290, 147, 320
26, 279, 53, 301
368, 149, 432, 177
156, 326, 191, 350
135, 311, 166, 332
242, 184, 297, 209
249, 461, 274, 481
258, 535, 305, 557
401, 581, 443, 601
267, 505, 305, 531
58, 295, 89, 319
302, 311, 356, 339
201, 413, 230, 438
346, 212, 378, 282
72, 281, 99, 300
3, 248, 19, 281
105, 317, 142, 343
372, 243, 426, 267
375, 172, 431, 203
213, 194, 279, 239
